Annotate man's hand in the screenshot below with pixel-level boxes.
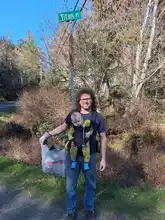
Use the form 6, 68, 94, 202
39, 132, 50, 145
99, 159, 106, 172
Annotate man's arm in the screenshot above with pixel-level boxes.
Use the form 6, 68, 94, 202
48, 122, 68, 136
39, 122, 68, 145
99, 132, 107, 171
100, 132, 107, 161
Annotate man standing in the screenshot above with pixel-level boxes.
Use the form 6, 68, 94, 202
40, 88, 107, 220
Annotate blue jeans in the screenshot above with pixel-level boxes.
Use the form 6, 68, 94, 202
65, 152, 96, 214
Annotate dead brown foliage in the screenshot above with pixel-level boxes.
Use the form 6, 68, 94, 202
98, 149, 145, 187
4, 137, 41, 165
103, 126, 165, 188
107, 99, 156, 135
136, 127, 165, 188
11, 87, 70, 129
101, 99, 165, 188
0, 87, 71, 165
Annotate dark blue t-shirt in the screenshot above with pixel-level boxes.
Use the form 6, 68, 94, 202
65, 110, 106, 155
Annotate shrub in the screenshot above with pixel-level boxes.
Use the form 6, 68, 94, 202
11, 87, 70, 136
106, 99, 157, 135
5, 137, 41, 165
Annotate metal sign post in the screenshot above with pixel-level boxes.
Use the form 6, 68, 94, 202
58, 10, 82, 109
69, 32, 75, 109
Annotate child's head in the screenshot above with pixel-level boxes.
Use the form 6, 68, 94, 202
71, 112, 83, 126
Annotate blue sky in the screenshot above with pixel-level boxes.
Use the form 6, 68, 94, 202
0, 0, 85, 48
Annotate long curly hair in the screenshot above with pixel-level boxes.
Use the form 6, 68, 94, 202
75, 87, 97, 112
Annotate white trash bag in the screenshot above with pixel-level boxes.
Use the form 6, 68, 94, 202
41, 144, 66, 177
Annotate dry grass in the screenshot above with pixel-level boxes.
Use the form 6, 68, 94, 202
104, 125, 165, 188
5, 137, 41, 165
136, 126, 165, 188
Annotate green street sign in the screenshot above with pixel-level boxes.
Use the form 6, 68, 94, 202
58, 10, 82, 22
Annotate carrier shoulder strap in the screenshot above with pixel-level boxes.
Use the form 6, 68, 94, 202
91, 111, 98, 132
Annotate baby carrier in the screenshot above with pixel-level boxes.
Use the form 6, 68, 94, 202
65, 110, 100, 170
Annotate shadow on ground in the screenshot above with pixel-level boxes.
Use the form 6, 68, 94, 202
0, 121, 32, 140
0, 185, 66, 220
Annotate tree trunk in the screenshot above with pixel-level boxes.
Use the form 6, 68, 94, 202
132, 0, 158, 100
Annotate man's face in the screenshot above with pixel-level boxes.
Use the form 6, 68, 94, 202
79, 93, 92, 110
